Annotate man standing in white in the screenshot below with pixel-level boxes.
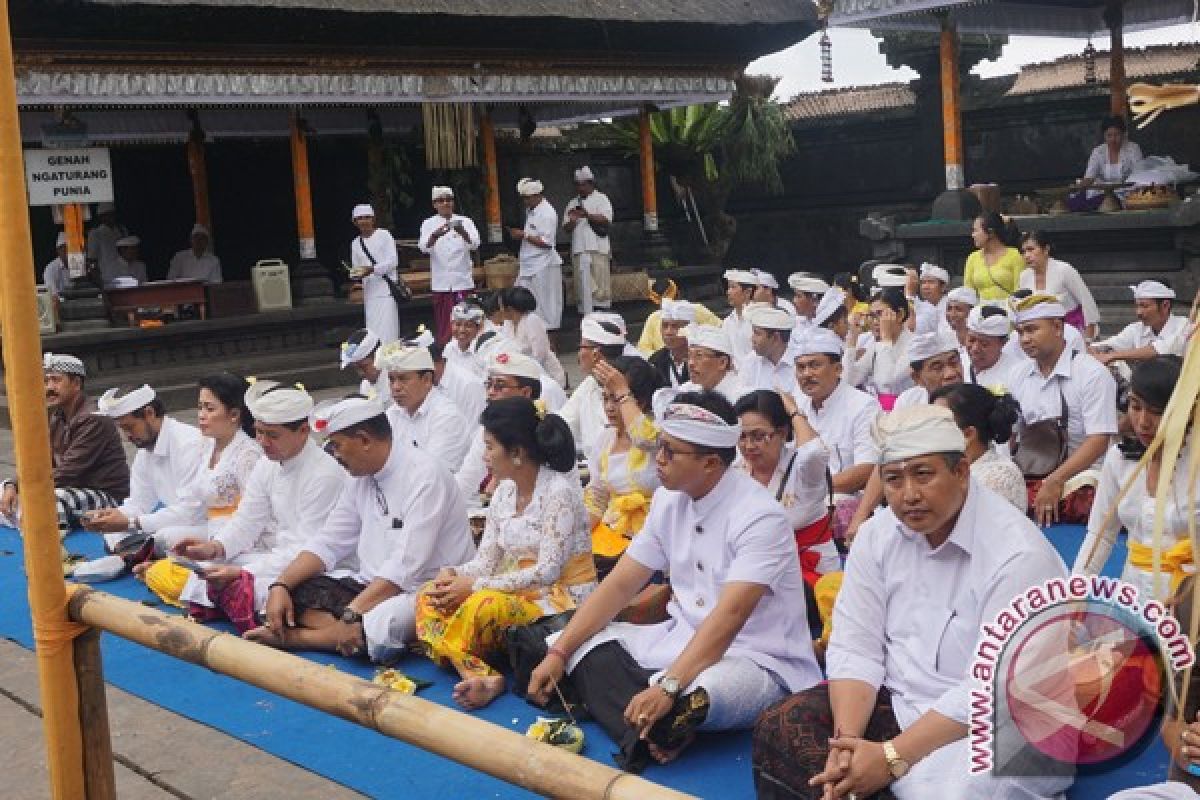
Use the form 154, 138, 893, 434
167, 224, 223, 284
419, 186, 480, 342
563, 166, 613, 314
509, 178, 564, 330
349, 203, 400, 344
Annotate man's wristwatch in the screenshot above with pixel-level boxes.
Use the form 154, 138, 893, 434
655, 674, 682, 700
340, 608, 364, 626
882, 740, 910, 780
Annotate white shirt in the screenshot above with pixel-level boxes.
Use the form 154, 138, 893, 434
1095, 315, 1190, 354
518, 199, 563, 277
722, 309, 754, 370
436, 366, 485, 430
563, 468, 822, 693
1008, 345, 1117, 458
386, 389, 471, 473
358, 370, 392, 409
851, 329, 914, 397
739, 352, 796, 395
968, 346, 1027, 391
563, 190, 613, 255
559, 375, 606, 456
513, 312, 567, 387
86, 222, 127, 285
167, 249, 223, 284
794, 381, 880, 475
118, 417, 207, 533
892, 385, 928, 411
676, 371, 746, 406
112, 258, 148, 286
442, 338, 476, 376
456, 427, 489, 502
828, 479, 1067, 729
305, 440, 475, 591
1018, 259, 1099, 326
1084, 140, 1144, 183
419, 213, 480, 292
43, 257, 69, 297
351, 228, 400, 302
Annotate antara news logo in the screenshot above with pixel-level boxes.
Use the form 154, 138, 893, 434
970, 573, 1194, 778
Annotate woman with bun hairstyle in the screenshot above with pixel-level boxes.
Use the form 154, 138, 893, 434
416, 396, 596, 709
964, 211, 1023, 302
929, 381, 1027, 511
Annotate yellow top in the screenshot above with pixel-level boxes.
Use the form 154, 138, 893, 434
964, 247, 1023, 301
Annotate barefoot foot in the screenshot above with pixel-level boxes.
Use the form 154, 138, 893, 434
452, 675, 506, 710
243, 624, 285, 648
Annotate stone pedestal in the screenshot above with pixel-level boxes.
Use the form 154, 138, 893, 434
639, 229, 675, 268
57, 279, 111, 332
931, 188, 983, 221
290, 258, 336, 306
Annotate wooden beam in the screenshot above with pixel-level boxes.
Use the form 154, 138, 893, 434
73, 629, 117, 800
480, 107, 502, 244
186, 124, 211, 230
289, 111, 317, 260
1105, 1, 1127, 118
638, 105, 658, 233
939, 20, 965, 191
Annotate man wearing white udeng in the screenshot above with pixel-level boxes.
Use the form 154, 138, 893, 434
350, 203, 400, 344
509, 178, 564, 330
420, 186, 480, 342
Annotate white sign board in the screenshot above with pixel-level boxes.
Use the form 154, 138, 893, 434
24, 148, 113, 206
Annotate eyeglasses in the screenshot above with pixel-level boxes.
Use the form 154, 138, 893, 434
656, 440, 707, 460
738, 430, 779, 446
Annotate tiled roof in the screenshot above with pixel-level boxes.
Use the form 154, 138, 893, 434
784, 82, 914, 120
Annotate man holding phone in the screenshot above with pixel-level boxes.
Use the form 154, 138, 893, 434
420, 186, 481, 342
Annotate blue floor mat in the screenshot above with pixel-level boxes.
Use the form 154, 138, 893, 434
0, 524, 1175, 798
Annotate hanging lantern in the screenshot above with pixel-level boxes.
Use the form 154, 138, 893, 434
1083, 38, 1098, 84
820, 28, 834, 83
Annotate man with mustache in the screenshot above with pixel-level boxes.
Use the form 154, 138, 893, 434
0, 353, 129, 535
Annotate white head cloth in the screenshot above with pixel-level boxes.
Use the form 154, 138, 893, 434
55, 231, 67, 247
660, 299, 696, 323
789, 325, 844, 360
115, 235, 140, 248
190, 223, 210, 238
487, 350, 541, 381
751, 269, 779, 290
588, 311, 628, 335
659, 402, 741, 449
723, 268, 758, 286
431, 186, 454, 201
788, 273, 830, 294
945, 286, 979, 307
375, 341, 434, 373
685, 324, 734, 356
451, 302, 484, 322
245, 379, 313, 425
407, 326, 436, 349
96, 384, 156, 417
875, 266, 908, 288
310, 395, 386, 436
351, 203, 375, 220
966, 305, 1011, 337
517, 178, 544, 196
574, 166, 595, 182
340, 329, 381, 369
813, 287, 846, 326
1131, 280, 1176, 300
1014, 299, 1067, 324
581, 318, 626, 347
96, 202, 116, 214
744, 302, 796, 331
873, 405, 966, 464
908, 329, 960, 364
919, 263, 950, 284
42, 352, 85, 377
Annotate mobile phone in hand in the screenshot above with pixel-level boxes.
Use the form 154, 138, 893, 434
169, 555, 212, 576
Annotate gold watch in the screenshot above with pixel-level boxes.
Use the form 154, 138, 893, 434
883, 740, 910, 779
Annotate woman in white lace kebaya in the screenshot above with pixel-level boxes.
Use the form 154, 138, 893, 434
930, 382, 1028, 512
416, 397, 596, 709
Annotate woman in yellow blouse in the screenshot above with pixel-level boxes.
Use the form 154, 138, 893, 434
963, 211, 1023, 302
584, 356, 664, 577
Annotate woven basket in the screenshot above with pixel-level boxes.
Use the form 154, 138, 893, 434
611, 271, 650, 303
483, 255, 519, 289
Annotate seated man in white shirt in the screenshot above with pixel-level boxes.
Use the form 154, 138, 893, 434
754, 405, 1070, 800
167, 224, 223, 284
1010, 295, 1117, 526
752, 269, 798, 317
429, 336, 485, 428
787, 273, 829, 321
648, 299, 694, 388
83, 384, 206, 551
113, 236, 149, 285
893, 329, 964, 410
966, 305, 1026, 390
1090, 280, 1190, 366
944, 285, 978, 353
559, 317, 627, 454
378, 340, 470, 472
527, 390, 821, 772
670, 325, 744, 406
245, 395, 475, 661
740, 303, 798, 395
443, 301, 488, 375
722, 268, 758, 369
339, 328, 390, 407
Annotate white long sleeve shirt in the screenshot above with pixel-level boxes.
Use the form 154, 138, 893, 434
167, 249, 223, 284
1018, 259, 1100, 326
563, 191, 613, 255
558, 375, 607, 456
43, 257, 69, 297
436, 365, 485, 429
305, 441, 475, 591
386, 389, 471, 473
351, 229, 400, 302
518, 199, 563, 278
419, 213, 480, 292
739, 352, 796, 395
722, 309, 754, 370
1094, 315, 1190, 354
118, 417, 207, 533
793, 382, 880, 476
828, 479, 1066, 729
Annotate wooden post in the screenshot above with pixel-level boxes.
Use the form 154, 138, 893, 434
62, 202, 86, 279
68, 588, 696, 800
289, 111, 317, 260
1105, 1, 1127, 118
638, 105, 659, 233
939, 20, 965, 191
73, 630, 117, 800
0, 2, 89, 796
480, 107, 502, 244
186, 121, 211, 230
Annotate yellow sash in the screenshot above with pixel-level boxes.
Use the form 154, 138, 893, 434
515, 552, 597, 613
592, 492, 651, 558
1127, 538, 1194, 594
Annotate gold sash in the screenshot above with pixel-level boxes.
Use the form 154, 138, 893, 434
1127, 538, 1194, 595
514, 552, 596, 613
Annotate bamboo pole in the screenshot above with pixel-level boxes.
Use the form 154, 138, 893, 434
186, 127, 211, 230
638, 105, 659, 233
67, 588, 695, 800
480, 108, 502, 244
289, 111, 317, 260
1105, 1, 1128, 118
73, 629, 117, 800
939, 19, 965, 192
0, 2, 89, 795
62, 202, 86, 279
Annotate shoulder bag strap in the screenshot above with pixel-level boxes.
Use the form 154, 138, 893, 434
775, 451, 798, 503
357, 236, 376, 266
